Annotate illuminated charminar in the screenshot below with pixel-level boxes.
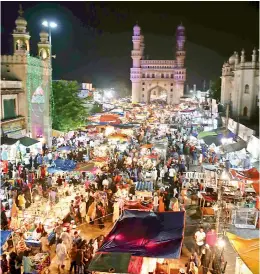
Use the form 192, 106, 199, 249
130, 23, 186, 104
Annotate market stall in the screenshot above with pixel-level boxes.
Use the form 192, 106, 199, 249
30, 253, 51, 274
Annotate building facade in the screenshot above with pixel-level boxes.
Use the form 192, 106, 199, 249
1, 6, 52, 146
130, 24, 186, 104
221, 49, 259, 119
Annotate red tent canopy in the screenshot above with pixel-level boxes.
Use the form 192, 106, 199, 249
230, 168, 260, 182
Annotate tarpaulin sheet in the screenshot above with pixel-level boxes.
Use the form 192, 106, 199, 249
227, 232, 259, 274
49, 159, 76, 172
1, 230, 12, 254
123, 201, 153, 211
88, 252, 131, 273
230, 168, 259, 182
98, 210, 185, 258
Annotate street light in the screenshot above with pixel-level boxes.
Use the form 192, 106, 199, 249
41, 20, 57, 63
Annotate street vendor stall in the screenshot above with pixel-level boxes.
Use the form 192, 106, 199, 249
30, 253, 51, 274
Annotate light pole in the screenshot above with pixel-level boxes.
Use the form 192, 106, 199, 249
215, 169, 229, 235
42, 20, 57, 67
42, 20, 57, 147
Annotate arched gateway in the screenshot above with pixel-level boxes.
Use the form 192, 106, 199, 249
130, 24, 186, 105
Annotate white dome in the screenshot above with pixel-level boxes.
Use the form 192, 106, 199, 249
228, 53, 236, 65
177, 24, 185, 30
133, 24, 140, 31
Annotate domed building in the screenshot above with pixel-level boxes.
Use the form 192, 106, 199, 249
130, 23, 186, 104
221, 49, 259, 119
1, 5, 52, 147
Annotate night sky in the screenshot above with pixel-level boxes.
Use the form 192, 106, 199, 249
1, 1, 259, 90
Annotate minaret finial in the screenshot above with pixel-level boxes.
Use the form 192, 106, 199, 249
18, 4, 24, 17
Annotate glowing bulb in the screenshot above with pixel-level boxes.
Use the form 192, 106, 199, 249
217, 239, 225, 248
42, 21, 48, 27
49, 22, 57, 28
35, 195, 40, 201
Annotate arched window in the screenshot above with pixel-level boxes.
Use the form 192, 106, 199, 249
243, 106, 248, 116
244, 84, 249, 94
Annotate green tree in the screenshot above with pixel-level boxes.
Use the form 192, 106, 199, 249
52, 80, 89, 132
209, 78, 221, 101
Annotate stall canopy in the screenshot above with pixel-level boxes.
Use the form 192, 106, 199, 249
222, 140, 247, 153
1, 230, 12, 254
227, 232, 259, 274
88, 253, 131, 273
1, 137, 18, 146
230, 168, 259, 182
18, 137, 40, 147
98, 210, 185, 258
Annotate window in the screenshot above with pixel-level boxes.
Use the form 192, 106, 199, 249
147, 74, 150, 78
142, 74, 145, 78
3, 99, 16, 119
171, 89, 173, 92
161, 74, 164, 78
166, 74, 169, 78
244, 84, 249, 94
152, 74, 155, 78
243, 106, 248, 116
142, 88, 145, 91
171, 74, 174, 78
142, 94, 144, 97
171, 83, 173, 86
142, 82, 145, 85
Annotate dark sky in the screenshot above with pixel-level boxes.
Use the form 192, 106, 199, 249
1, 1, 259, 89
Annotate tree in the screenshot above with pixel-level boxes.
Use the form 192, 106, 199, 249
52, 80, 89, 132
209, 78, 221, 102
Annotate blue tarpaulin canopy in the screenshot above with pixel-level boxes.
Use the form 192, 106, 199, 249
47, 159, 76, 173
57, 146, 75, 151
1, 230, 12, 254
98, 210, 185, 258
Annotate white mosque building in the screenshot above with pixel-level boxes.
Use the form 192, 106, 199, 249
221, 49, 259, 119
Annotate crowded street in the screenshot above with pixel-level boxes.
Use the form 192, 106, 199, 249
1, 98, 259, 274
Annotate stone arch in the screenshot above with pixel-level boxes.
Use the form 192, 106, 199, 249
146, 85, 168, 103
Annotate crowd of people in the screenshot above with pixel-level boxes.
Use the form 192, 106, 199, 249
1, 103, 227, 274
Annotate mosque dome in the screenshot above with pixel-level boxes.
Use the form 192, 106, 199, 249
15, 16, 27, 27
177, 24, 185, 31
133, 24, 141, 32
40, 30, 49, 38
228, 53, 236, 65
